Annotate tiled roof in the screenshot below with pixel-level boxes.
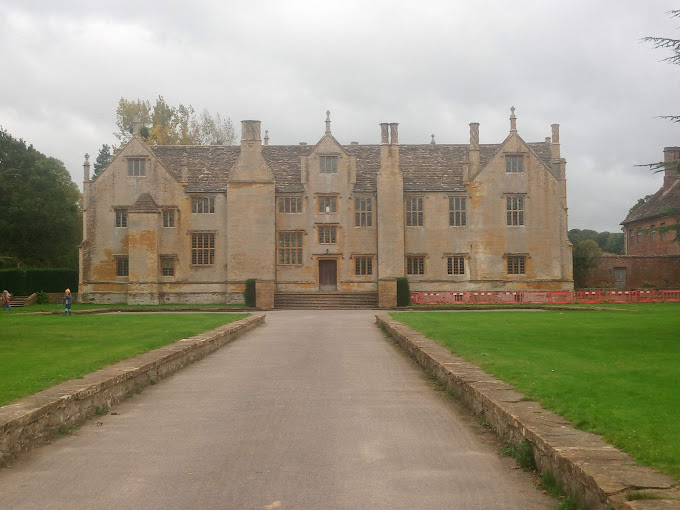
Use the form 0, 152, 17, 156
131, 192, 159, 211
148, 139, 555, 194
621, 178, 680, 224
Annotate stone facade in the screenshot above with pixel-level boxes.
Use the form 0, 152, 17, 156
79, 110, 573, 305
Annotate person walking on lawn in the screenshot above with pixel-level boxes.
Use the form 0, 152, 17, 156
1, 290, 11, 311
62, 289, 72, 316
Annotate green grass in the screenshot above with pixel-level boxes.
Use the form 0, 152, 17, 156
391, 303, 680, 480
0, 313, 248, 406
5, 302, 248, 314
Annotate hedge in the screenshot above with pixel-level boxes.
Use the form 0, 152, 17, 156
243, 278, 256, 307
0, 269, 78, 295
396, 277, 411, 307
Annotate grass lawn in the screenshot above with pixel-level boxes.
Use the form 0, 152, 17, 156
7, 302, 248, 314
0, 312, 249, 406
391, 303, 680, 480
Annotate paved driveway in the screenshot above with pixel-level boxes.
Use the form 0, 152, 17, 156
0, 310, 552, 509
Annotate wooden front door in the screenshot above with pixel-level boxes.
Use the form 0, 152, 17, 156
319, 260, 337, 291
614, 267, 627, 290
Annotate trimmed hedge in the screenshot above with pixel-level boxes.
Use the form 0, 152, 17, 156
396, 277, 410, 307
0, 269, 78, 295
244, 278, 256, 307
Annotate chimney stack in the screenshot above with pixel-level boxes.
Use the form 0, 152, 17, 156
551, 124, 560, 160
469, 122, 480, 180
663, 146, 680, 189
389, 123, 399, 145
241, 120, 261, 144
131, 116, 142, 137
83, 153, 90, 182
380, 123, 389, 144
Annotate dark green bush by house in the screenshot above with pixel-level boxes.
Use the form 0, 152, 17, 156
244, 279, 256, 307
0, 269, 78, 295
396, 277, 411, 307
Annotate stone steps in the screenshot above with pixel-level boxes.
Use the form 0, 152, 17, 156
275, 292, 379, 310
7, 295, 28, 308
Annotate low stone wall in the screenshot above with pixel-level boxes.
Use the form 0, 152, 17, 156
0, 314, 264, 467
376, 314, 679, 510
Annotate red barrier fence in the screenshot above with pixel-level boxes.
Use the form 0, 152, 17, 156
409, 290, 680, 305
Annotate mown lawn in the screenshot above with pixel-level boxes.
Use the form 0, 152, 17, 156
391, 303, 680, 480
6, 302, 247, 314
0, 313, 249, 406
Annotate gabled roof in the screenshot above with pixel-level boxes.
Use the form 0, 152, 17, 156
148, 140, 555, 194
621, 178, 680, 225
131, 192, 159, 212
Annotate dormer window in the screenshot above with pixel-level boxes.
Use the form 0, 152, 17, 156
320, 156, 338, 174
128, 158, 146, 176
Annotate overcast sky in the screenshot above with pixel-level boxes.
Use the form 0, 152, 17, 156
1, 1, 678, 232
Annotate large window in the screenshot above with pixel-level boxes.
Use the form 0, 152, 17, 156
354, 197, 373, 227
116, 257, 129, 277
128, 158, 146, 176
115, 209, 128, 228
449, 197, 467, 226
192, 197, 215, 214
447, 256, 465, 275
320, 156, 338, 174
405, 196, 423, 226
278, 231, 303, 265
651, 225, 656, 243
318, 226, 337, 244
355, 256, 373, 275
191, 233, 215, 265
163, 209, 175, 228
161, 257, 175, 276
505, 155, 524, 173
507, 256, 526, 275
506, 196, 524, 226
660, 223, 666, 241
406, 256, 425, 275
279, 197, 302, 213
318, 196, 337, 213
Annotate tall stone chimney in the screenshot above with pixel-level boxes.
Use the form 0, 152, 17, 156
468, 122, 480, 180
663, 146, 680, 189
551, 124, 561, 160
83, 153, 91, 182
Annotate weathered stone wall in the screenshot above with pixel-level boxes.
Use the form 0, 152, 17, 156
0, 314, 264, 467
584, 255, 680, 290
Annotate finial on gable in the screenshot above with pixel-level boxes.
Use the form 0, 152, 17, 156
510, 106, 517, 132
131, 116, 143, 136
325, 110, 331, 135
264, 130, 269, 146
431, 134, 436, 145
83, 153, 91, 182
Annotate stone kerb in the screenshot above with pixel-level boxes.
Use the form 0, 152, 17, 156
375, 314, 679, 510
0, 314, 265, 468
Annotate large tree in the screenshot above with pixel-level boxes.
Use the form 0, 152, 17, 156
0, 128, 81, 267
113, 96, 237, 147
92, 144, 112, 179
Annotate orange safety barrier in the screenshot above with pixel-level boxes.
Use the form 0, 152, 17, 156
576, 291, 605, 304
522, 292, 550, 304
420, 292, 443, 304
632, 290, 657, 303
471, 292, 495, 304
547, 292, 575, 304
441, 292, 469, 304
410, 292, 424, 305
606, 291, 633, 303
496, 292, 523, 304
660, 290, 680, 302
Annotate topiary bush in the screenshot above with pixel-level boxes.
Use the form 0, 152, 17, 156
396, 277, 410, 307
36, 291, 49, 304
244, 278, 256, 307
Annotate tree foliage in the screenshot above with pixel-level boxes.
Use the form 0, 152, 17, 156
93, 144, 112, 179
572, 239, 602, 289
113, 96, 236, 147
568, 229, 624, 254
0, 127, 81, 268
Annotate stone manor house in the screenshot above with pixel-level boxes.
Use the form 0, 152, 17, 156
78, 109, 573, 308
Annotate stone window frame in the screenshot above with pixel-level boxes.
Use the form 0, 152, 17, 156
629, 230, 635, 246
354, 196, 373, 227
319, 155, 338, 174
115, 256, 129, 277
162, 209, 175, 228
446, 255, 466, 275
405, 196, 424, 227
637, 230, 642, 244
406, 255, 425, 275
160, 256, 176, 277
506, 255, 527, 275
506, 194, 525, 226
354, 255, 373, 276
318, 225, 337, 244
448, 196, 467, 227
127, 157, 146, 176
650, 225, 656, 243
115, 208, 128, 228
660, 223, 666, 242
278, 231, 303, 265
191, 232, 215, 265
278, 196, 303, 214
318, 195, 338, 214
191, 197, 215, 214
505, 154, 525, 173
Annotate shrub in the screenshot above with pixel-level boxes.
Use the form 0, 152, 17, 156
244, 279, 256, 307
36, 291, 49, 304
500, 440, 537, 471
396, 277, 410, 307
